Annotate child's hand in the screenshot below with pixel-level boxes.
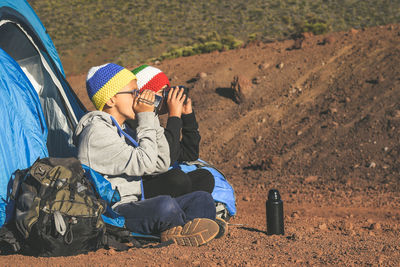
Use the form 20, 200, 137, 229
134, 90, 155, 113
167, 86, 185, 117
182, 97, 193, 115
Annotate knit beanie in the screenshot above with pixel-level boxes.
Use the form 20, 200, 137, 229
86, 63, 137, 111
132, 65, 170, 93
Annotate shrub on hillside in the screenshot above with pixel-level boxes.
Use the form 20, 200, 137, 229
158, 35, 243, 61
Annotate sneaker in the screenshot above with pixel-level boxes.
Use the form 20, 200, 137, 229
215, 217, 228, 239
160, 218, 219, 246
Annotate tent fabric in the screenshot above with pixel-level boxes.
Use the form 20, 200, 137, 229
0, 0, 64, 76
0, 0, 87, 157
0, 0, 87, 226
0, 48, 48, 227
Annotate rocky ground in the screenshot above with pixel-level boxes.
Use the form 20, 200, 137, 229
1, 24, 400, 266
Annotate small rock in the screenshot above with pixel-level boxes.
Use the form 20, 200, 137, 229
296, 130, 303, 136
256, 183, 265, 189
254, 135, 262, 143
350, 28, 359, 34
291, 38, 303, 50
243, 196, 251, 201
302, 32, 314, 39
330, 107, 338, 113
192, 260, 201, 267
291, 212, 299, 218
372, 223, 381, 230
231, 75, 253, 104
107, 248, 116, 255
322, 36, 335, 45
319, 223, 327, 230
154, 60, 161, 65
384, 147, 389, 152
197, 72, 207, 78
276, 62, 284, 69
258, 62, 270, 70
305, 175, 318, 183
252, 77, 260, 84
369, 162, 376, 168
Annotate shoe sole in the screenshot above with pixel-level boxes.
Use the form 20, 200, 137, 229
161, 218, 219, 247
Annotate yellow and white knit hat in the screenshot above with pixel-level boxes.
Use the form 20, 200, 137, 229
86, 63, 137, 110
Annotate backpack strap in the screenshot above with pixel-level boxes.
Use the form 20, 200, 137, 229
185, 159, 224, 174
10, 169, 28, 201
103, 223, 142, 251
110, 116, 145, 201
110, 116, 139, 147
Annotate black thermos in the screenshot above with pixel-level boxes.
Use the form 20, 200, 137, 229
266, 189, 284, 235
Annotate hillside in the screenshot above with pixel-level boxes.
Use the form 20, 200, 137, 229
29, 0, 400, 75
61, 24, 400, 265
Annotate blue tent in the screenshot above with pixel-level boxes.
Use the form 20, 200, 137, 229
0, 48, 48, 226
0, 0, 87, 227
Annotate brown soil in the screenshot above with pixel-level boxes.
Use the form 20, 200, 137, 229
2, 24, 400, 266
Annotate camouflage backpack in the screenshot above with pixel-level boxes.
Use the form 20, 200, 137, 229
11, 157, 106, 256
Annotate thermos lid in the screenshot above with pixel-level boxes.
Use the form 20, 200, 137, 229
268, 189, 281, 201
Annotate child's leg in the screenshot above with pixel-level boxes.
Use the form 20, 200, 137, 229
114, 195, 186, 234
174, 191, 216, 221
142, 168, 192, 198
187, 169, 215, 193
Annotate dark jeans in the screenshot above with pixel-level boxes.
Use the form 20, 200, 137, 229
143, 168, 215, 198
114, 191, 216, 235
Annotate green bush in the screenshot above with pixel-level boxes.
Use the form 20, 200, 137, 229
302, 22, 329, 35
157, 34, 244, 61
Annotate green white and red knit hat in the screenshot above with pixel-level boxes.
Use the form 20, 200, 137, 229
132, 65, 170, 92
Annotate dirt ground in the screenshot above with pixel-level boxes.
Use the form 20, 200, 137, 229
1, 24, 400, 266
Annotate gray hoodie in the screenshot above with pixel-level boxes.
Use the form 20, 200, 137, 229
73, 111, 170, 206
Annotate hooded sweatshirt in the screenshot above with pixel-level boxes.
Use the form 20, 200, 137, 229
73, 110, 170, 205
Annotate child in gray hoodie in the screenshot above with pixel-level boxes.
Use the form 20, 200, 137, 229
73, 63, 219, 246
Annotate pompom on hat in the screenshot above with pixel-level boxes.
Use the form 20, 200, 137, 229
86, 63, 137, 110
132, 65, 170, 93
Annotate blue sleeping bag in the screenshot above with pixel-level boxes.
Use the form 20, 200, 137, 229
172, 159, 236, 218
